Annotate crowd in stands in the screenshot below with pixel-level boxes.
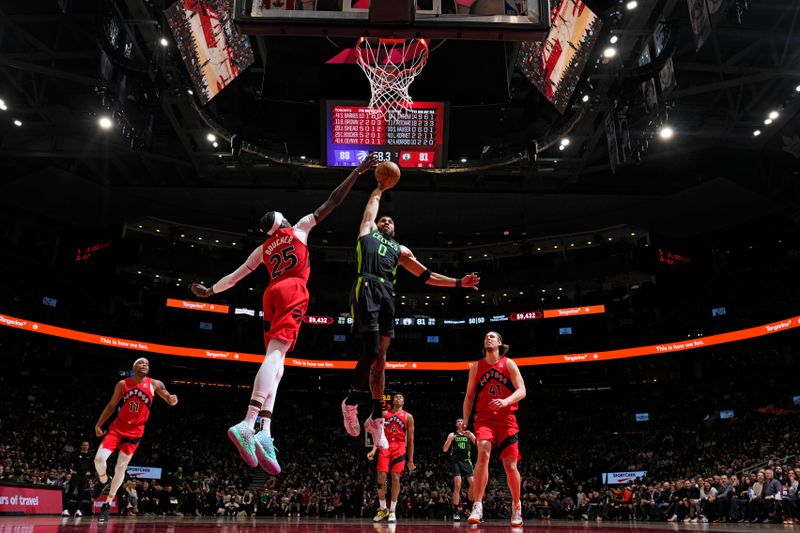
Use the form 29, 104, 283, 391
2, 343, 800, 523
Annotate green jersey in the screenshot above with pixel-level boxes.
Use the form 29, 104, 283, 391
450, 433, 472, 463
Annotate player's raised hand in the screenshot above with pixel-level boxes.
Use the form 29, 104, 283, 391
167, 394, 179, 406
191, 283, 213, 298
460, 273, 480, 290
356, 153, 380, 175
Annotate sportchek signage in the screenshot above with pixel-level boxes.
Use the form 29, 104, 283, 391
602, 471, 648, 484
126, 466, 162, 479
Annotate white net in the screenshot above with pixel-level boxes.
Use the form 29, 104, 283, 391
355, 37, 429, 120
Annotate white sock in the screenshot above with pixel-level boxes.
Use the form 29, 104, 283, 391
247, 339, 289, 428
260, 417, 272, 437
390, 500, 397, 512
472, 501, 482, 512
379, 499, 386, 510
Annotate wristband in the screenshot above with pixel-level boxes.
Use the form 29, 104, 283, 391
455, 278, 462, 288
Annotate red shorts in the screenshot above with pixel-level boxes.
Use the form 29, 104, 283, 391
100, 428, 143, 456
263, 278, 309, 352
377, 444, 407, 475
474, 413, 520, 461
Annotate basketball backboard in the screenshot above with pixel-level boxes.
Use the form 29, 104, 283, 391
233, 0, 550, 41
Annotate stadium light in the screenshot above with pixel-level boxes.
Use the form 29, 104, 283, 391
560, 138, 570, 146
626, 1, 638, 9
0, 99, 6, 111
159, 37, 169, 47
603, 47, 617, 58
582, 94, 590, 103
764, 119, 773, 125
98, 116, 113, 130
206, 133, 216, 142
659, 126, 674, 139
610, 35, 619, 44
768, 110, 779, 120
13, 119, 22, 127
753, 130, 761, 136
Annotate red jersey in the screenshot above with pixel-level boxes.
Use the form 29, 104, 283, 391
384, 409, 408, 445
474, 356, 519, 416
109, 377, 154, 437
261, 226, 311, 285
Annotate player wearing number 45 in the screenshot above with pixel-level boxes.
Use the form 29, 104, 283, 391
341, 165, 481, 450
191, 154, 379, 474
93, 358, 178, 522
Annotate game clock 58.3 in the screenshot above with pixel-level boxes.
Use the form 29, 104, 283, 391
332, 149, 436, 168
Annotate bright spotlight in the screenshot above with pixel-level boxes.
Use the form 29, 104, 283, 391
206, 133, 217, 142
13, 119, 22, 127
753, 130, 761, 137
764, 118, 773, 125
768, 110, 779, 120
610, 35, 619, 44
159, 38, 169, 47
582, 94, 590, 103
560, 138, 570, 146
98, 116, 113, 130
0, 99, 6, 111
559, 145, 565, 151
626, 0, 638, 9
460, 158, 467, 163
603, 47, 617, 58
659, 126, 674, 139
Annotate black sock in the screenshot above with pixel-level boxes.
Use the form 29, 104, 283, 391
345, 388, 360, 406
372, 399, 383, 419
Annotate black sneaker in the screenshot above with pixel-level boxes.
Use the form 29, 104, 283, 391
94, 478, 110, 499
99, 503, 110, 522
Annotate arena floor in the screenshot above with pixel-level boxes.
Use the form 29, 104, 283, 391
0, 517, 792, 532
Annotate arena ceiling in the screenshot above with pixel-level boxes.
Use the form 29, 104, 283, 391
0, 0, 798, 238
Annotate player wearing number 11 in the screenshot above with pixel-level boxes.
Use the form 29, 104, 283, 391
191, 154, 379, 474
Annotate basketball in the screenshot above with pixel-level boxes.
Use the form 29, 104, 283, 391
375, 161, 401, 190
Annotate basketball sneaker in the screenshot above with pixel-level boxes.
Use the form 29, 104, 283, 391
468, 502, 483, 525
511, 501, 523, 527
453, 513, 461, 521
227, 421, 258, 468
253, 432, 281, 475
388, 511, 397, 523
98, 502, 110, 522
364, 417, 388, 449
373, 508, 389, 522
341, 399, 360, 437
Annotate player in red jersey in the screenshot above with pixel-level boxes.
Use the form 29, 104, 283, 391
93, 358, 178, 522
190, 154, 378, 474
368, 393, 414, 524
462, 331, 526, 526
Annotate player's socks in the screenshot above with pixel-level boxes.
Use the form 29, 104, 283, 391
379, 499, 386, 510
244, 399, 262, 428
258, 410, 272, 437
390, 500, 397, 512
371, 399, 383, 419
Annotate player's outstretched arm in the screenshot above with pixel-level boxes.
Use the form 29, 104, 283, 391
443, 432, 455, 452
153, 379, 179, 406
462, 363, 478, 428
406, 413, 415, 472
95, 381, 125, 437
398, 246, 480, 290
314, 153, 378, 224
191, 246, 263, 298
359, 186, 384, 238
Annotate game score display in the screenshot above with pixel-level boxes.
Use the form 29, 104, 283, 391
324, 100, 448, 169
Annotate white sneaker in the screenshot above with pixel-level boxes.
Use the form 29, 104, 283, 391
373, 508, 389, 522
511, 502, 523, 526
668, 514, 678, 522
364, 417, 388, 449
468, 503, 483, 525
75, 510, 83, 517
388, 511, 396, 523
62, 510, 70, 516
341, 399, 360, 437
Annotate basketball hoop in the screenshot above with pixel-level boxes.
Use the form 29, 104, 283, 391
355, 37, 429, 120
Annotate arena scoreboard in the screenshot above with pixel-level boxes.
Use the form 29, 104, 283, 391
323, 100, 448, 169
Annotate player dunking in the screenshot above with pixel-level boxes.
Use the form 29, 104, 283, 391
369, 393, 414, 523
93, 358, 178, 522
341, 181, 480, 447
443, 418, 476, 520
191, 155, 378, 474
463, 331, 526, 526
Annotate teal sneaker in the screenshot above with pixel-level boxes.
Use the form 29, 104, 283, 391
227, 421, 258, 468
254, 432, 281, 474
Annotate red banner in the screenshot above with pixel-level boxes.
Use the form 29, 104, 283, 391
166, 299, 229, 314
509, 310, 543, 321
1, 313, 798, 371
303, 316, 334, 325
0, 484, 63, 515
543, 305, 606, 318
